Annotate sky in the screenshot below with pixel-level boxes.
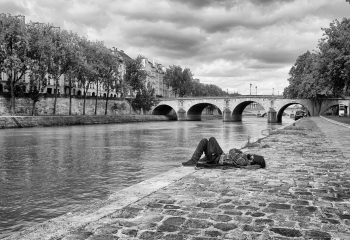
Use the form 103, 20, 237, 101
1, 0, 349, 95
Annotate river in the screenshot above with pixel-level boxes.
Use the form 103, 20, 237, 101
0, 116, 293, 238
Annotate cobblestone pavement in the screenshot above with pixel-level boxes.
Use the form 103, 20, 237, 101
318, 117, 350, 158
8, 117, 350, 240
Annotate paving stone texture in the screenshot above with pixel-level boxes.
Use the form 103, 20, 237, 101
7, 117, 350, 239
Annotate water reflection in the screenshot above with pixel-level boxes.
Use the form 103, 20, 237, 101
0, 117, 292, 238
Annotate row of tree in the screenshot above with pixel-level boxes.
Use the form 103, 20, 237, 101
0, 14, 158, 116
0, 14, 230, 116
284, 18, 350, 99
164, 65, 228, 97
0, 14, 128, 115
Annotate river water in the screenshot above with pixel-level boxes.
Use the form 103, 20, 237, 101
0, 117, 293, 238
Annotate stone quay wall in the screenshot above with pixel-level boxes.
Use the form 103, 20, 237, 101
0, 115, 171, 129
0, 96, 174, 129
0, 96, 132, 116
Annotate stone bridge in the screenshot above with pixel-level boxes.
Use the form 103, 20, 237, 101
151, 96, 350, 123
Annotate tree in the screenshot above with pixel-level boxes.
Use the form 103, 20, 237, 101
131, 83, 159, 113
191, 81, 227, 97
63, 32, 80, 115
124, 56, 158, 114
92, 41, 107, 115
284, 18, 350, 99
164, 65, 193, 97
47, 28, 74, 115
99, 47, 120, 115
26, 22, 53, 115
283, 51, 323, 99
318, 18, 350, 97
75, 38, 99, 115
124, 56, 147, 92
0, 14, 30, 115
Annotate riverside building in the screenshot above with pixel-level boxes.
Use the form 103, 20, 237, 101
140, 57, 174, 98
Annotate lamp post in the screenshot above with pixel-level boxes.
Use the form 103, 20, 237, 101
255, 86, 257, 95
250, 83, 252, 95
272, 88, 274, 96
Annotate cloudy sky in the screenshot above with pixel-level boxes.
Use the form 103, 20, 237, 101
1, 0, 349, 95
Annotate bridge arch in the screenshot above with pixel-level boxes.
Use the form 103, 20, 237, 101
276, 102, 311, 123
319, 100, 345, 116
229, 100, 268, 121
152, 104, 178, 120
187, 103, 222, 121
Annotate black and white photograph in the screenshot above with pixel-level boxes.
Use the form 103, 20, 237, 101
1, 0, 350, 239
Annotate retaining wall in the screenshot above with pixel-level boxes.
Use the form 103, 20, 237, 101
0, 96, 132, 116
0, 115, 171, 129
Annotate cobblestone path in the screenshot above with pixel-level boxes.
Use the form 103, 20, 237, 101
317, 117, 350, 159
8, 117, 350, 240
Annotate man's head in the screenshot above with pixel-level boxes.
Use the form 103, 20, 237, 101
247, 154, 266, 168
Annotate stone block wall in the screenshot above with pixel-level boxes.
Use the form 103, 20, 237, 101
0, 96, 132, 116
0, 115, 171, 129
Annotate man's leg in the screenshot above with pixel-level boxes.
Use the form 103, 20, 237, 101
206, 137, 224, 163
190, 138, 208, 162
182, 138, 208, 166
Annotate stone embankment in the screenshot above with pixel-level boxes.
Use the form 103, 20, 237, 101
6, 117, 350, 240
0, 115, 171, 129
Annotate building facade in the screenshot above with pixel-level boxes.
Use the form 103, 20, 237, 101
141, 57, 173, 98
0, 53, 174, 101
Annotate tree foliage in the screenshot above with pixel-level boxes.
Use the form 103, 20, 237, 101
131, 84, 158, 112
124, 56, 147, 92
284, 18, 350, 99
0, 14, 29, 114
164, 65, 228, 97
26, 23, 54, 114
191, 81, 228, 97
98, 45, 120, 115
0, 13, 127, 116
164, 65, 192, 97
124, 56, 158, 113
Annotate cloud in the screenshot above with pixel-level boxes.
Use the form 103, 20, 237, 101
170, 0, 295, 9
0, 0, 349, 94
0, 0, 29, 16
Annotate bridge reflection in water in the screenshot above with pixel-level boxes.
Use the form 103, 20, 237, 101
152, 96, 349, 123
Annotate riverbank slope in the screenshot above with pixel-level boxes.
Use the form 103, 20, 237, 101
6, 117, 350, 239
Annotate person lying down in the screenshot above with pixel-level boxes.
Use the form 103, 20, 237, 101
182, 137, 265, 169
